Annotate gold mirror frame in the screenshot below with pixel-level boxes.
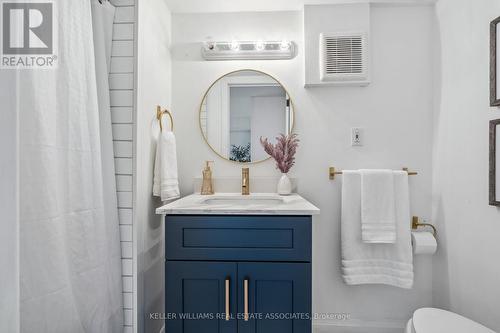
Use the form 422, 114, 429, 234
198, 69, 296, 164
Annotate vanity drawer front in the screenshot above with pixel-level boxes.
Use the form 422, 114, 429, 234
165, 215, 311, 262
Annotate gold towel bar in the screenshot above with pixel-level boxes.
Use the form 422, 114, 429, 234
156, 105, 174, 132
329, 166, 418, 180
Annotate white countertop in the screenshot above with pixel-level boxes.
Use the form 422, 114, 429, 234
156, 193, 320, 216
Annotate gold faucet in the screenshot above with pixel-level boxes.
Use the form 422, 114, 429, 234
201, 161, 214, 195
241, 168, 250, 195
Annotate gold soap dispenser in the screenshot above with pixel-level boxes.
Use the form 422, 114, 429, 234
201, 161, 214, 195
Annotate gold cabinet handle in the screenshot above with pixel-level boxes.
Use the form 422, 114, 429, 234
225, 278, 230, 321
244, 278, 249, 321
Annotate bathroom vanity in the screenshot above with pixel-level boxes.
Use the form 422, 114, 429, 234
157, 193, 319, 333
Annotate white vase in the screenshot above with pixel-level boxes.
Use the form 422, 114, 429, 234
277, 173, 292, 195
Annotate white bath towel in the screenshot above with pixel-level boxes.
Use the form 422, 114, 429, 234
153, 130, 180, 201
360, 169, 396, 243
341, 170, 413, 289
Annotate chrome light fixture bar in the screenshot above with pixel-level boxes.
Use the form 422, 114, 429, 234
201, 40, 295, 61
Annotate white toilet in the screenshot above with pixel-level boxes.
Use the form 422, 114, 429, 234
406, 308, 496, 333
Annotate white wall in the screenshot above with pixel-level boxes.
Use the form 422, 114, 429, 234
136, 0, 172, 332
0, 71, 20, 333
171, 5, 435, 331
432, 0, 500, 331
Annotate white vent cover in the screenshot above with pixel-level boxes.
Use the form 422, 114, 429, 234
319, 32, 369, 85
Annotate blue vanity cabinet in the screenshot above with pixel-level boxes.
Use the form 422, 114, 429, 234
165, 215, 312, 333
165, 261, 237, 333
237, 262, 311, 333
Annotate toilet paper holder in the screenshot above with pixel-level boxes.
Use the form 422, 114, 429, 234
412, 216, 437, 237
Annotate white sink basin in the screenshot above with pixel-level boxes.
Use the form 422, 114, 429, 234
201, 196, 284, 207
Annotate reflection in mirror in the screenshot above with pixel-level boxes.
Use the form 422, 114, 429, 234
200, 70, 294, 163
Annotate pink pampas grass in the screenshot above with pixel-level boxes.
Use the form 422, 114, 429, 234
260, 133, 299, 174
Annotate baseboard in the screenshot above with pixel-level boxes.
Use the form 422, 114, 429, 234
313, 319, 406, 333
158, 319, 404, 333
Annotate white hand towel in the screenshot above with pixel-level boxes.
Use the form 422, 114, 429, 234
360, 169, 396, 243
341, 170, 413, 289
153, 130, 180, 201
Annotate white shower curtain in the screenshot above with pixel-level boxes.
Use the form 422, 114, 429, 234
19, 1, 123, 332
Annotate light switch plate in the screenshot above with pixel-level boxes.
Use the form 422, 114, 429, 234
351, 127, 363, 146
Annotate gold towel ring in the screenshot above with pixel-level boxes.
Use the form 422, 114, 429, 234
156, 105, 174, 132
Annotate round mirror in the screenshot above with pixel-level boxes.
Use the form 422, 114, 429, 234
199, 70, 294, 163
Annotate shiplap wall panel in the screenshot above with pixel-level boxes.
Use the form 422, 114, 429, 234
110, 90, 134, 106
115, 6, 135, 23
110, 73, 134, 90
118, 208, 133, 224
123, 276, 133, 292
110, 2, 135, 331
112, 41, 134, 57
121, 242, 133, 258
111, 111, 133, 125
110, 0, 134, 6
123, 292, 133, 309
117, 190, 132, 208
122, 259, 133, 276
115, 158, 133, 174
113, 141, 133, 158
120, 225, 133, 242
111, 124, 133, 140
116, 175, 133, 191
110, 57, 134, 73
111, 107, 133, 124
124, 309, 133, 326
113, 23, 134, 40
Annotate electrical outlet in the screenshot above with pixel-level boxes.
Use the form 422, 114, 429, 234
351, 127, 363, 146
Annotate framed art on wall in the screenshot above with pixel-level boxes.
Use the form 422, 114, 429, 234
490, 16, 500, 106
490, 119, 500, 206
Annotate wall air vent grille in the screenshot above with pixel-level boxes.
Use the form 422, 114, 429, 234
319, 32, 369, 85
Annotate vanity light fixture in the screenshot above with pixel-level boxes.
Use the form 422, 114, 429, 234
202, 40, 295, 60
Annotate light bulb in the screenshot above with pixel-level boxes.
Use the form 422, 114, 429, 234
280, 40, 290, 50
255, 41, 265, 51
230, 41, 239, 51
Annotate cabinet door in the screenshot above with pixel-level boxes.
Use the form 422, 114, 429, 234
237, 262, 311, 333
166, 261, 237, 333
